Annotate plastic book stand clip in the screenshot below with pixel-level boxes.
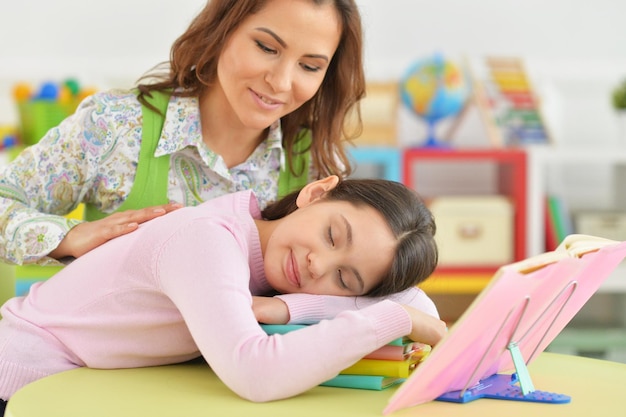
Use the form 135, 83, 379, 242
436, 318, 571, 404
384, 235, 626, 414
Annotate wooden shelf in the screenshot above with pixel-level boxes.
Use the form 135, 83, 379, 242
401, 148, 528, 322
403, 148, 527, 265
419, 274, 492, 295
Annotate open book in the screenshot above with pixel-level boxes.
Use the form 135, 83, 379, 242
384, 234, 626, 414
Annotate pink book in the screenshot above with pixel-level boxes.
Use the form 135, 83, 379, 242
363, 342, 428, 361
384, 234, 626, 415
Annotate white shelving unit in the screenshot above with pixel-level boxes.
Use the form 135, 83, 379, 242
526, 145, 626, 293
526, 145, 626, 362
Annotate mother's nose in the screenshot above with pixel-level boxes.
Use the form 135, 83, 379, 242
265, 61, 293, 93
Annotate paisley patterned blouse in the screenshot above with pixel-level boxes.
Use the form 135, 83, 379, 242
0, 89, 311, 265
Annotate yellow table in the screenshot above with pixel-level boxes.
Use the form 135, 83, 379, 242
5, 353, 623, 417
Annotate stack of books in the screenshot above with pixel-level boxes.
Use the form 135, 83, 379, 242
260, 324, 430, 390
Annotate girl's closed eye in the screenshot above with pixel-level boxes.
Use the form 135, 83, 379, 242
327, 227, 349, 290
337, 269, 349, 289
327, 226, 335, 247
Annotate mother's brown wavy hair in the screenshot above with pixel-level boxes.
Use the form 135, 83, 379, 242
137, 0, 366, 179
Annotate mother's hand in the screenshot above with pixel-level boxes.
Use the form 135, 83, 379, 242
49, 202, 183, 259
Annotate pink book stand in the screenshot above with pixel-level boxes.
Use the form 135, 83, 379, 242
385, 235, 626, 415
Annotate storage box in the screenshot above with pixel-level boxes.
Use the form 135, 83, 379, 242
575, 211, 626, 242
429, 196, 513, 266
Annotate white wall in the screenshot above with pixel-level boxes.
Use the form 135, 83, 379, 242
354, 0, 626, 147
1, 0, 626, 145
0, 0, 207, 124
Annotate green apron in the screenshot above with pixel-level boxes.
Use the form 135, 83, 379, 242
85, 90, 311, 220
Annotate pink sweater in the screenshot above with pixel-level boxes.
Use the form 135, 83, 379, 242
0, 191, 438, 402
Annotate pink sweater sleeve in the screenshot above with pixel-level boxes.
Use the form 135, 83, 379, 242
155, 220, 412, 402
276, 286, 440, 324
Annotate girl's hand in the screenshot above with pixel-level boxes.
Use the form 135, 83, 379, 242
252, 296, 290, 324
402, 304, 448, 347
49, 202, 183, 259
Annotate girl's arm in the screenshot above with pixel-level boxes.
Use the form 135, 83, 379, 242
156, 219, 414, 402
273, 286, 440, 324
252, 295, 446, 347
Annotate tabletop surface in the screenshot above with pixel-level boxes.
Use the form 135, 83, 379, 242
6, 352, 624, 417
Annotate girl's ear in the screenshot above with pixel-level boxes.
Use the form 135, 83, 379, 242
295, 175, 340, 208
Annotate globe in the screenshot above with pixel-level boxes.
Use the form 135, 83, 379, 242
400, 54, 470, 147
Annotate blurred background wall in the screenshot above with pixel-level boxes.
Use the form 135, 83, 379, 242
1, 0, 625, 145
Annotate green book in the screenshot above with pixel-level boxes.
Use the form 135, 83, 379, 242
320, 374, 405, 390
259, 324, 307, 335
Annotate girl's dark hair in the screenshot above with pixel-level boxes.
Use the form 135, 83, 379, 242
136, 0, 365, 179
261, 178, 438, 297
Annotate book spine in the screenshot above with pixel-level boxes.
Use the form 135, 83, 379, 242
364, 345, 408, 361
260, 324, 407, 347
320, 374, 404, 390
386, 336, 409, 346
339, 358, 419, 378
259, 324, 307, 335
364, 343, 425, 361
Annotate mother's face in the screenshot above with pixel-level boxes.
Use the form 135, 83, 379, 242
216, 0, 342, 129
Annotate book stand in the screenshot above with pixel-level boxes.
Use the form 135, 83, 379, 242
436, 285, 578, 404
384, 236, 626, 415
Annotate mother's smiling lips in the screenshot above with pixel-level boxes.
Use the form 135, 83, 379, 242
249, 88, 283, 109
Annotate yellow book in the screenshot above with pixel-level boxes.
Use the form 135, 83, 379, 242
340, 355, 422, 378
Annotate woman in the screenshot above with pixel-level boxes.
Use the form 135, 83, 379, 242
0, 177, 445, 411
0, 0, 365, 265
1, 1, 441, 365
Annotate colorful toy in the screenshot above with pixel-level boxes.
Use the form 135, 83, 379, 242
0, 126, 18, 149
482, 57, 551, 146
13, 78, 97, 146
12, 82, 32, 102
400, 53, 470, 148
0, 126, 22, 163
36, 81, 59, 100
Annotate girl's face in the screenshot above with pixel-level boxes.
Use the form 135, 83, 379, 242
262, 199, 397, 297
215, 0, 341, 129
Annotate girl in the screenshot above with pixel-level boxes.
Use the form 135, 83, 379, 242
0, 177, 445, 410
